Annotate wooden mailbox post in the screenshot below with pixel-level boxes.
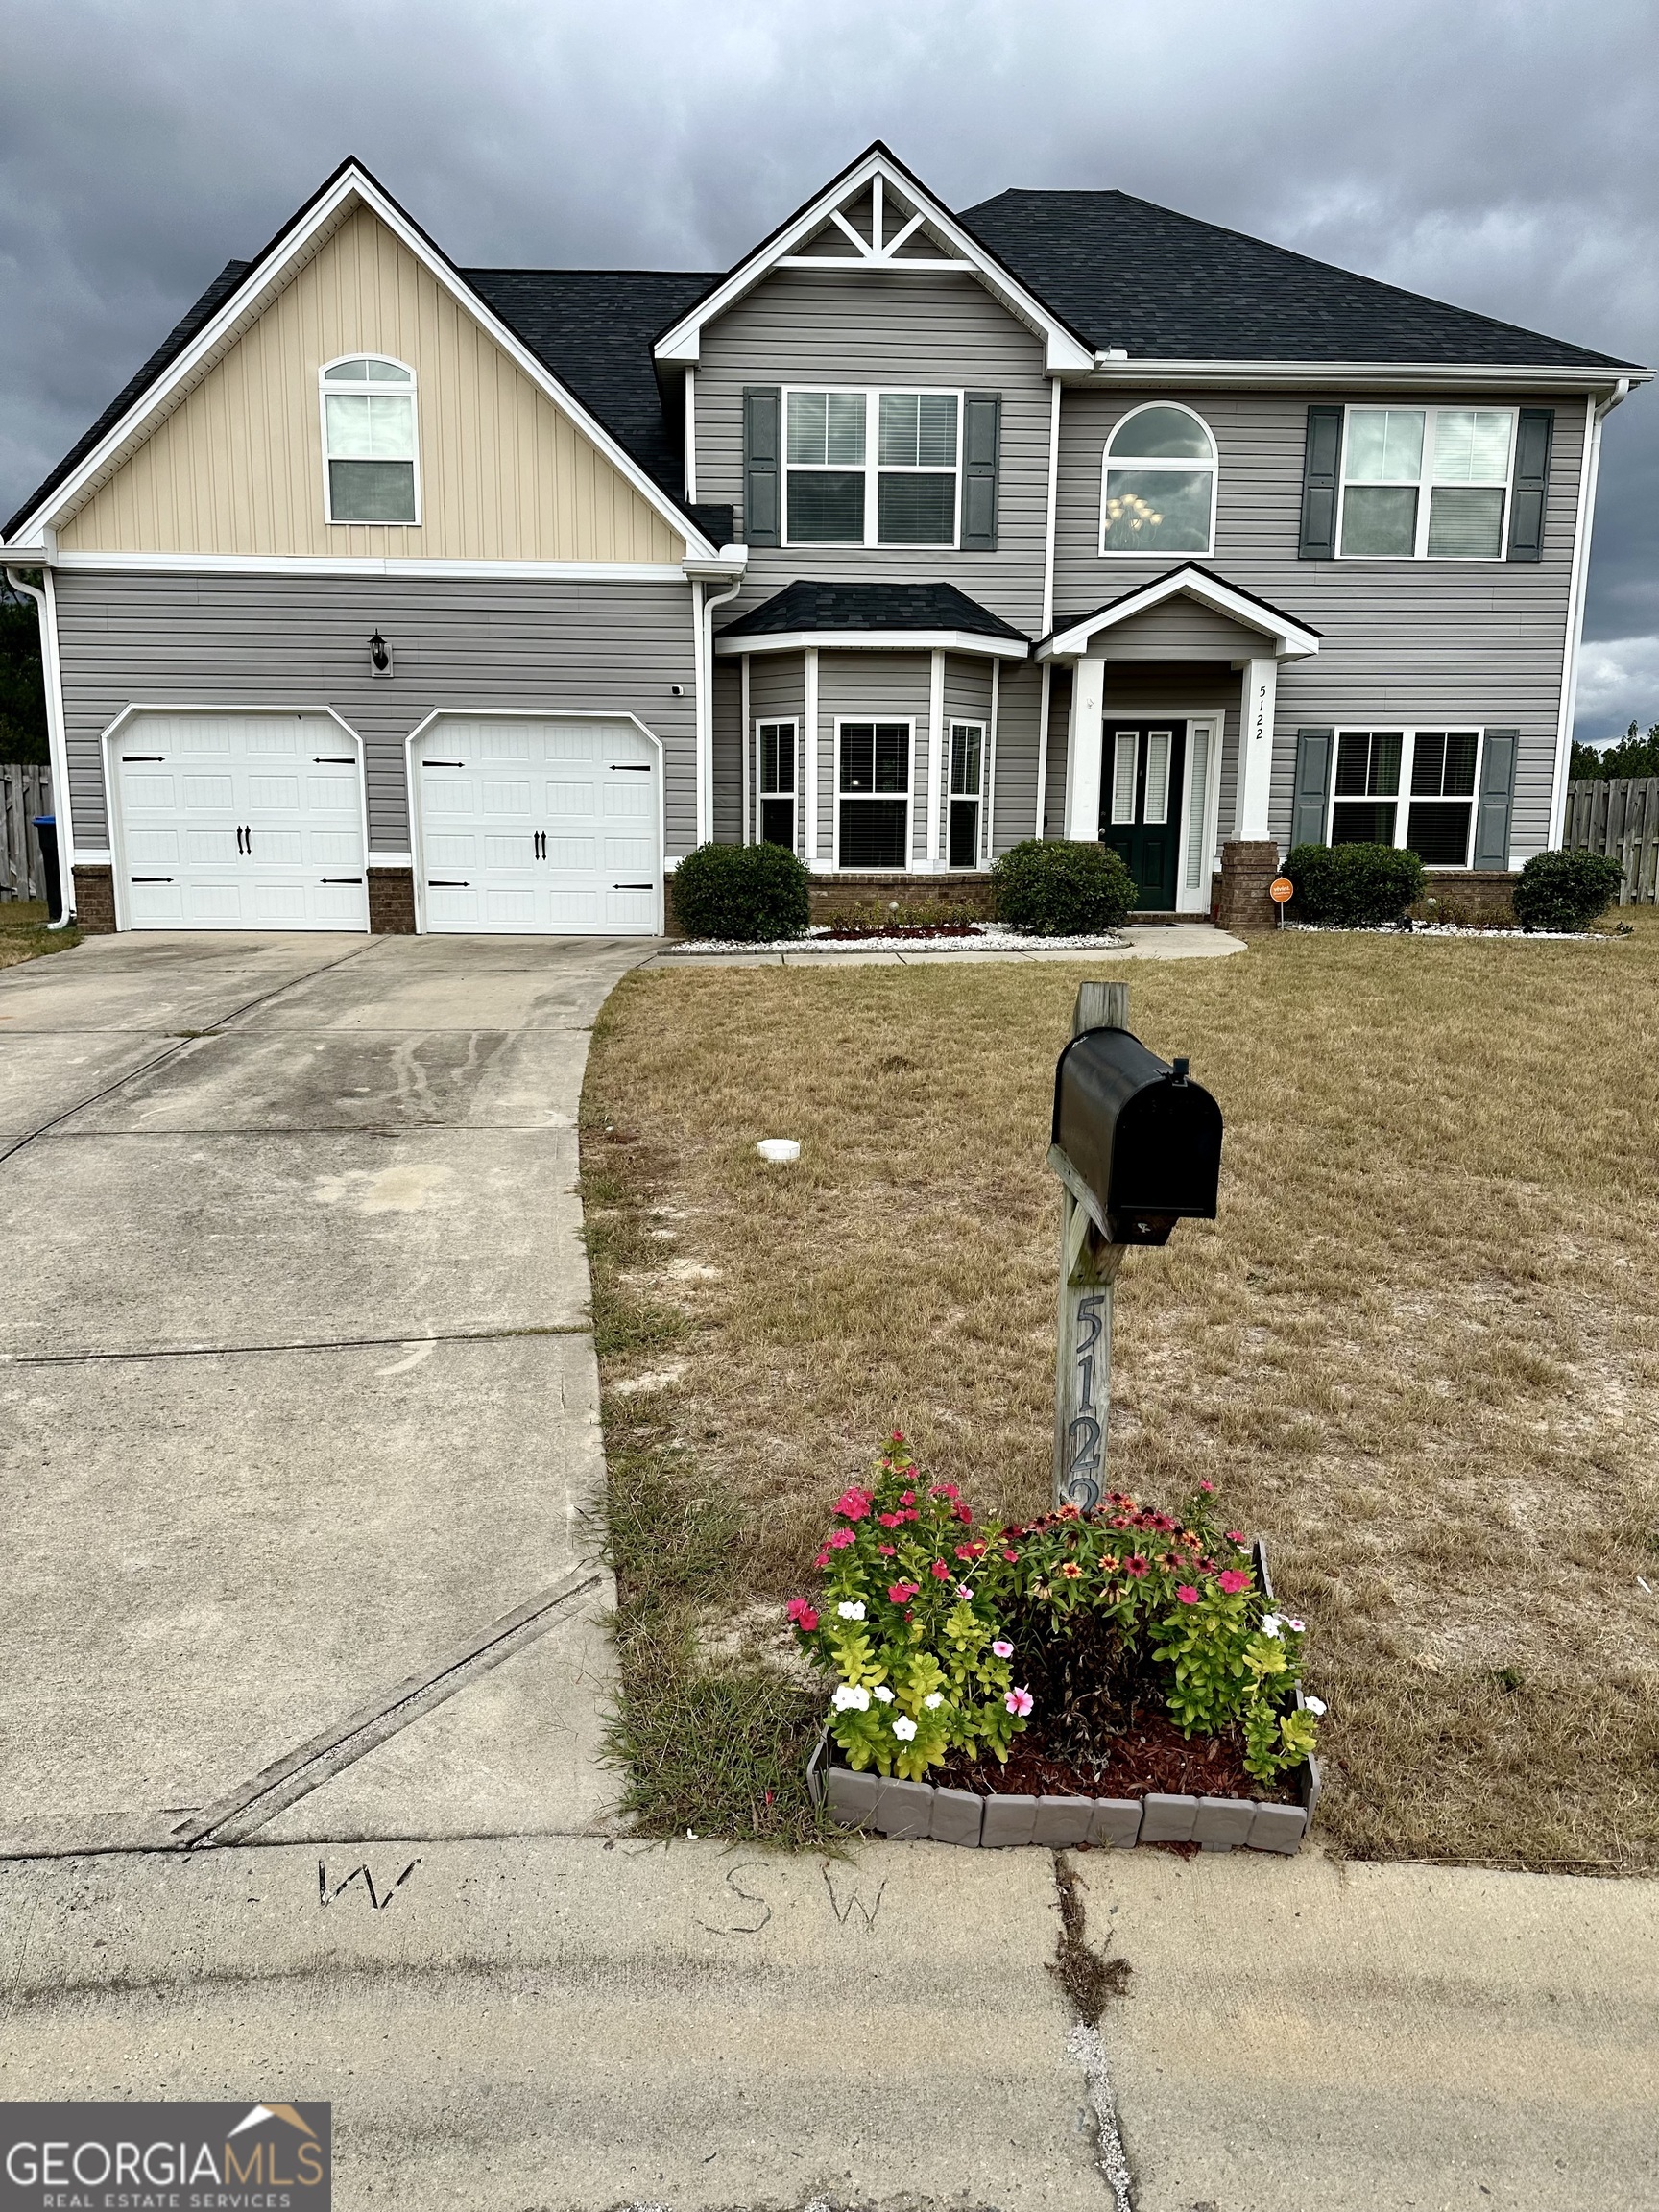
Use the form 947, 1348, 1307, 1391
1049, 980, 1129, 1510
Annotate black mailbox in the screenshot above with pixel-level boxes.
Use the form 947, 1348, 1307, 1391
1050, 1026, 1223, 1246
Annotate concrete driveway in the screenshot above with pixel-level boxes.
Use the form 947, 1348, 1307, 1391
0, 929, 650, 1855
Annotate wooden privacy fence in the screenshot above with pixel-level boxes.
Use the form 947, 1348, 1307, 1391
0, 764, 53, 902
1563, 777, 1659, 905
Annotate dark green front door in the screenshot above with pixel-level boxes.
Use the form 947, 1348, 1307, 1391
1099, 721, 1186, 911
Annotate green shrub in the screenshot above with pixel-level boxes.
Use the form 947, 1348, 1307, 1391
990, 839, 1136, 936
1284, 842, 1426, 926
1512, 849, 1623, 932
671, 841, 811, 942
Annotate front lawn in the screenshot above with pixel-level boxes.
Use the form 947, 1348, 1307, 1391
0, 899, 78, 969
581, 916, 1659, 1869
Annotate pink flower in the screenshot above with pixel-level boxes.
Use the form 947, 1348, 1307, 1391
953, 1503, 973, 1524
826, 1527, 855, 1551
1216, 1568, 1251, 1595
1226, 1531, 1246, 1546
900, 1490, 916, 1506
954, 1544, 976, 1561
878, 1511, 904, 1528
992, 1638, 1014, 1658
1198, 1479, 1215, 1493
1126, 1554, 1149, 1577
1005, 1687, 1034, 1718
929, 1560, 951, 1580
877, 1543, 897, 1557
930, 1482, 960, 1500
813, 1552, 830, 1570
784, 1599, 819, 1632
835, 1487, 873, 1521
887, 1580, 920, 1604
1176, 1585, 1200, 1606
1002, 1548, 1019, 1564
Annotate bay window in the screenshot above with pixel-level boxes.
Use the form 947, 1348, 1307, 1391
1338, 407, 1515, 560
785, 389, 960, 545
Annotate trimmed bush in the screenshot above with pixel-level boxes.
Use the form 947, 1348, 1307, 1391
1284, 842, 1426, 927
671, 841, 811, 942
990, 839, 1136, 936
1512, 848, 1623, 932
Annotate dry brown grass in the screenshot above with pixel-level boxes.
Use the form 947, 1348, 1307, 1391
583, 914, 1659, 1869
0, 900, 78, 969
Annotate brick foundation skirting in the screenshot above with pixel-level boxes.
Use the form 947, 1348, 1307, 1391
665, 869, 997, 938
368, 867, 417, 934
71, 864, 116, 933
1415, 870, 1519, 925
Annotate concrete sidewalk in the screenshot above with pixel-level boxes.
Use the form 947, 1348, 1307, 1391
1, 1836, 1652, 2210
0, 929, 651, 1855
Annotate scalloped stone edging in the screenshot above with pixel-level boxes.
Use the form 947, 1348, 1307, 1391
805, 1535, 1322, 1855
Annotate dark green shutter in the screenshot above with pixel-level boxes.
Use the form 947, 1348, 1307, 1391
1474, 729, 1518, 869
1298, 406, 1344, 560
961, 392, 1001, 550
1290, 728, 1335, 847
1505, 408, 1553, 563
742, 386, 781, 547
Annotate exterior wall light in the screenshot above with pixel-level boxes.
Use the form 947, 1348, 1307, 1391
369, 630, 393, 676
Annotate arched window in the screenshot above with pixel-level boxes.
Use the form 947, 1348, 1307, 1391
321, 356, 419, 524
1100, 403, 1216, 557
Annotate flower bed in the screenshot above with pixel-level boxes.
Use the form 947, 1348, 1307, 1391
792, 1435, 1323, 1853
663, 924, 1128, 955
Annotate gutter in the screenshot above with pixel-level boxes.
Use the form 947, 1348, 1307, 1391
1084, 355, 1654, 395
5, 564, 75, 926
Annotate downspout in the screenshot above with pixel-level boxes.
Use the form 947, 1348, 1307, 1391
1551, 377, 1628, 847
6, 565, 75, 926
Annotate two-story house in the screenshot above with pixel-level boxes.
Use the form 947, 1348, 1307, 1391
3, 144, 1647, 936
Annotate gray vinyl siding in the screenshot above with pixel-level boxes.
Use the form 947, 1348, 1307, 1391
53, 568, 698, 854
987, 659, 1040, 855
1099, 599, 1267, 661
817, 650, 932, 869
740, 653, 807, 854
1054, 386, 1589, 858
696, 270, 1051, 637
711, 659, 743, 845
942, 655, 992, 862
1042, 667, 1072, 841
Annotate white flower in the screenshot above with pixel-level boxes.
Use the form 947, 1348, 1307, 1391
831, 1683, 870, 1713
891, 1716, 919, 1741
1305, 1695, 1327, 1717
836, 1599, 866, 1621
872, 1685, 895, 1702
1261, 1614, 1283, 1638
1286, 1617, 1306, 1633
922, 1692, 945, 1709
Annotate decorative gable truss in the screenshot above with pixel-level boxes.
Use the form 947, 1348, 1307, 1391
653, 143, 1094, 375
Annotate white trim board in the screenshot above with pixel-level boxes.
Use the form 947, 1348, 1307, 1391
716, 628, 1028, 661
1081, 359, 1650, 394
652, 145, 1094, 376
1040, 563, 1319, 661
3, 160, 716, 559
49, 551, 693, 583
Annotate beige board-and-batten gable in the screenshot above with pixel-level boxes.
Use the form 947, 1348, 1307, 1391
57, 204, 685, 565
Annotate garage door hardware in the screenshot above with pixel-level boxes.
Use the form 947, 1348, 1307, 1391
428, 878, 469, 887
130, 876, 174, 883
121, 754, 165, 762
614, 882, 653, 890
314, 756, 356, 764
321, 877, 364, 884
610, 763, 651, 772
422, 758, 465, 768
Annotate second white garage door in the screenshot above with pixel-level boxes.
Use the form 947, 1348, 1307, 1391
413, 716, 661, 935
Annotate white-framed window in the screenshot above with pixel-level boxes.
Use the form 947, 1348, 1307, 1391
836, 719, 912, 867
1330, 727, 1484, 864
321, 356, 419, 524
1336, 406, 1515, 560
948, 721, 984, 868
1099, 402, 1217, 557
784, 388, 960, 546
757, 719, 797, 850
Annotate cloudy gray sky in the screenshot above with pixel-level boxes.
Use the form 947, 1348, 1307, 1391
3, 0, 1655, 739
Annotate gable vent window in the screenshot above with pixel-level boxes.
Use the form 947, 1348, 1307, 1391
1100, 403, 1216, 557
783, 389, 962, 546
322, 357, 418, 524
1338, 406, 1514, 560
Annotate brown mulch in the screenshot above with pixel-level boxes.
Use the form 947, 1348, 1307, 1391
932, 1709, 1297, 1805
818, 921, 983, 940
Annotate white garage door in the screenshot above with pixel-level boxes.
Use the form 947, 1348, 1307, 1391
112, 712, 368, 931
414, 716, 661, 935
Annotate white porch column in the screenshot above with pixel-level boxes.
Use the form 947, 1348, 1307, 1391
1062, 655, 1105, 839
804, 646, 820, 862
926, 647, 945, 865
1234, 655, 1278, 840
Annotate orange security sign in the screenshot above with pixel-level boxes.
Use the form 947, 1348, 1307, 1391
1269, 877, 1294, 904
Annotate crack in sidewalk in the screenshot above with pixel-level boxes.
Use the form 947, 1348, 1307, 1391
1053, 1851, 1137, 2211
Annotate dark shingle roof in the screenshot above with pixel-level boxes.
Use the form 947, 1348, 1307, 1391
462, 267, 717, 496
4, 259, 252, 541
960, 189, 1642, 372
717, 579, 1028, 642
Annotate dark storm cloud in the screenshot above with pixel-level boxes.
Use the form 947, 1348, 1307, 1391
3, 0, 1655, 734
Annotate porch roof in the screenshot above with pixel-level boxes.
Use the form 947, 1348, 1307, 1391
714, 579, 1031, 659
1037, 563, 1320, 661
